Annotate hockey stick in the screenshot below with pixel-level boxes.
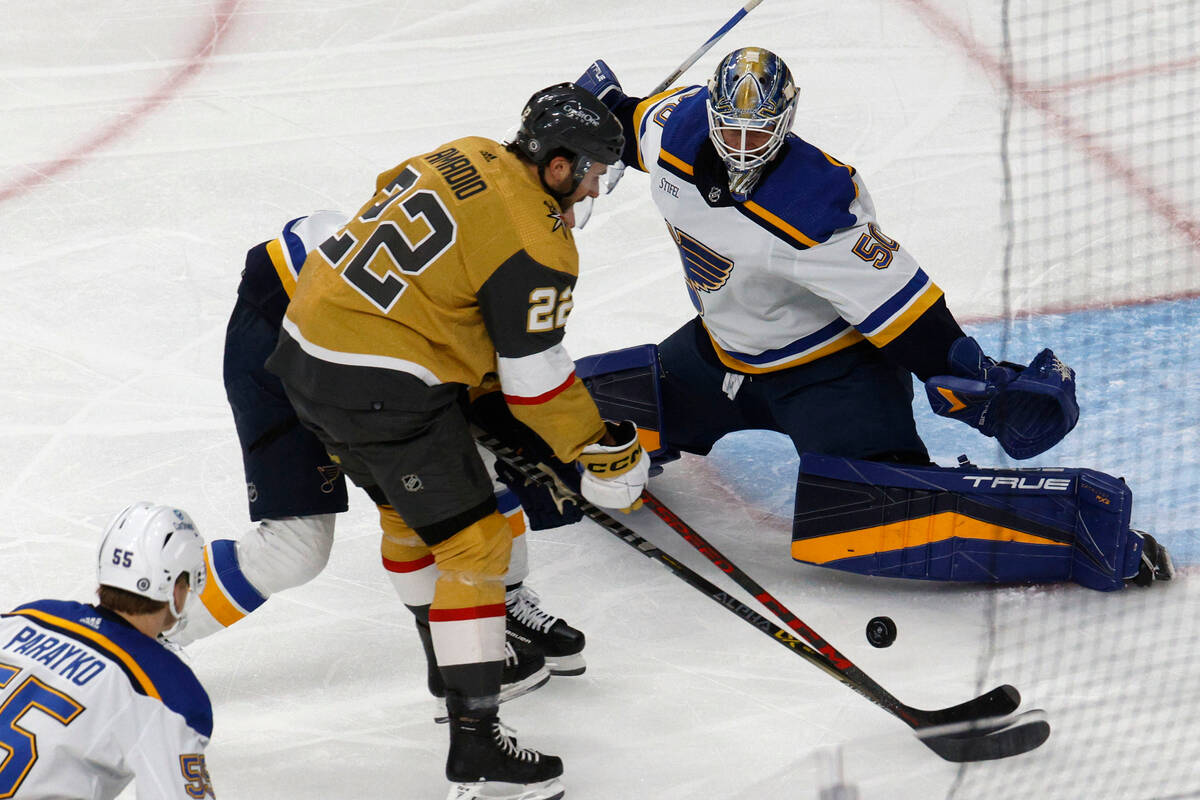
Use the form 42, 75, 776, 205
638, 490, 1052, 759
479, 435, 1049, 762
650, 0, 766, 94
583, 0, 764, 211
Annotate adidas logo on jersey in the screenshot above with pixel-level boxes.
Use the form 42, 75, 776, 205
80, 616, 102, 630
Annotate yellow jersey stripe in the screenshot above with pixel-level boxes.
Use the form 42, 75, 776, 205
265, 238, 298, 299
197, 547, 249, 628
865, 283, 945, 347
7, 609, 161, 699
659, 149, 694, 176
632, 88, 688, 171
709, 328, 865, 374
821, 153, 858, 196
741, 200, 821, 248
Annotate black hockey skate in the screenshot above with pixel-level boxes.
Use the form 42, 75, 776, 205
1129, 531, 1175, 587
419, 621, 551, 723
446, 713, 564, 800
505, 584, 586, 676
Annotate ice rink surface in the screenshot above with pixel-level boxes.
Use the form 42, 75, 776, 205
1, 1, 1197, 798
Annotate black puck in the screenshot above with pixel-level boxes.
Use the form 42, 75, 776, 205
866, 616, 897, 648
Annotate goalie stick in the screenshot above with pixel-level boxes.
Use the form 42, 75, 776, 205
650, 0, 765, 95
479, 435, 1050, 762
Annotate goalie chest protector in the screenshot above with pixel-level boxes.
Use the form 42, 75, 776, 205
792, 454, 1139, 591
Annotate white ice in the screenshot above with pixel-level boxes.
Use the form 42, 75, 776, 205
1, 1, 1197, 799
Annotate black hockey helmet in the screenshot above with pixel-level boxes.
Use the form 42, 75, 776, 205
513, 82, 624, 197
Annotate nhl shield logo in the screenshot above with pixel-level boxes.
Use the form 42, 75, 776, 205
402, 474, 424, 492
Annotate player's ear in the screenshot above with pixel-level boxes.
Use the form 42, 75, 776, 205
545, 155, 573, 184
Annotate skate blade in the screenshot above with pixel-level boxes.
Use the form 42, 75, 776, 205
545, 653, 585, 676
434, 668, 552, 723
446, 777, 564, 800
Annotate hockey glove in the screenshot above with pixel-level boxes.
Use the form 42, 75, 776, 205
493, 455, 583, 530
578, 420, 650, 512
925, 336, 1079, 459
576, 60, 626, 196
576, 59, 625, 110
468, 391, 583, 529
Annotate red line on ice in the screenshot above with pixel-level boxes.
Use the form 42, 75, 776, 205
893, 0, 1200, 254
0, 0, 241, 206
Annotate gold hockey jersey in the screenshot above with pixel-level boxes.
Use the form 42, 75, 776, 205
269, 137, 605, 463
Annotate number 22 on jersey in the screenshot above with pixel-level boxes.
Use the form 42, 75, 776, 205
318, 165, 459, 314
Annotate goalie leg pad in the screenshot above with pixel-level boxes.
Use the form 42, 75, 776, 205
576, 343, 679, 469
792, 454, 1136, 591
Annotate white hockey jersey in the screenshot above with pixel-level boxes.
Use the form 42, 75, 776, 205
629, 86, 946, 373
0, 600, 214, 799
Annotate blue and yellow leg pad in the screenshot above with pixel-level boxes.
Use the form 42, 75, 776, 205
792, 454, 1139, 591
576, 343, 680, 471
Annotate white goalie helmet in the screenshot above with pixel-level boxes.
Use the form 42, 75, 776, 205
97, 502, 206, 620
706, 47, 798, 199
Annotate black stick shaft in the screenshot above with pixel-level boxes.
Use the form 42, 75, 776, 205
482, 436, 922, 724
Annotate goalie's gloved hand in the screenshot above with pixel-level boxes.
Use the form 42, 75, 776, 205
925, 336, 1079, 459
575, 60, 627, 196
576, 60, 625, 110
578, 420, 650, 513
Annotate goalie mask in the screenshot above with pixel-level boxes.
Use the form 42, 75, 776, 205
513, 82, 625, 200
97, 502, 206, 623
706, 47, 798, 201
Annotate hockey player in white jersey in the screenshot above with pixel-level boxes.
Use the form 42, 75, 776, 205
567, 48, 1174, 591
0, 502, 215, 799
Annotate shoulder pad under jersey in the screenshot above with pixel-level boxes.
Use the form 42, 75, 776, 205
5, 600, 213, 738
738, 136, 860, 249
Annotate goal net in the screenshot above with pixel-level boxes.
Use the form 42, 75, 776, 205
955, 1, 1200, 797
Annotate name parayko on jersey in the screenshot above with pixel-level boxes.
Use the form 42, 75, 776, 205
2, 625, 108, 685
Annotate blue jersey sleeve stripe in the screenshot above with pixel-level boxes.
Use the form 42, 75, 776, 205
720, 317, 854, 365
857, 270, 932, 334
280, 216, 309, 278
207, 539, 268, 615
495, 489, 521, 515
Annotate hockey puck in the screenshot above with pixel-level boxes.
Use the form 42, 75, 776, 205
866, 616, 897, 648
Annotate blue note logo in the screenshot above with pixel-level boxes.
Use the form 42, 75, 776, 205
666, 222, 735, 316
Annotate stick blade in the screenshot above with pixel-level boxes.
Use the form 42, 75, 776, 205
920, 684, 1021, 726
918, 709, 1050, 763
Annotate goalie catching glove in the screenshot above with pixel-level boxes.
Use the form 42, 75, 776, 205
575, 59, 626, 196
925, 336, 1079, 459
578, 420, 650, 512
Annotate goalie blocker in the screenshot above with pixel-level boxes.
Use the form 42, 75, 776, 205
793, 454, 1168, 591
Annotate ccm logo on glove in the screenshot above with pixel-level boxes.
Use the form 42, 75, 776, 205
582, 448, 643, 474
578, 420, 651, 512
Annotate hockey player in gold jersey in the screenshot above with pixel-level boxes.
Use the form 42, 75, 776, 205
266, 83, 647, 800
